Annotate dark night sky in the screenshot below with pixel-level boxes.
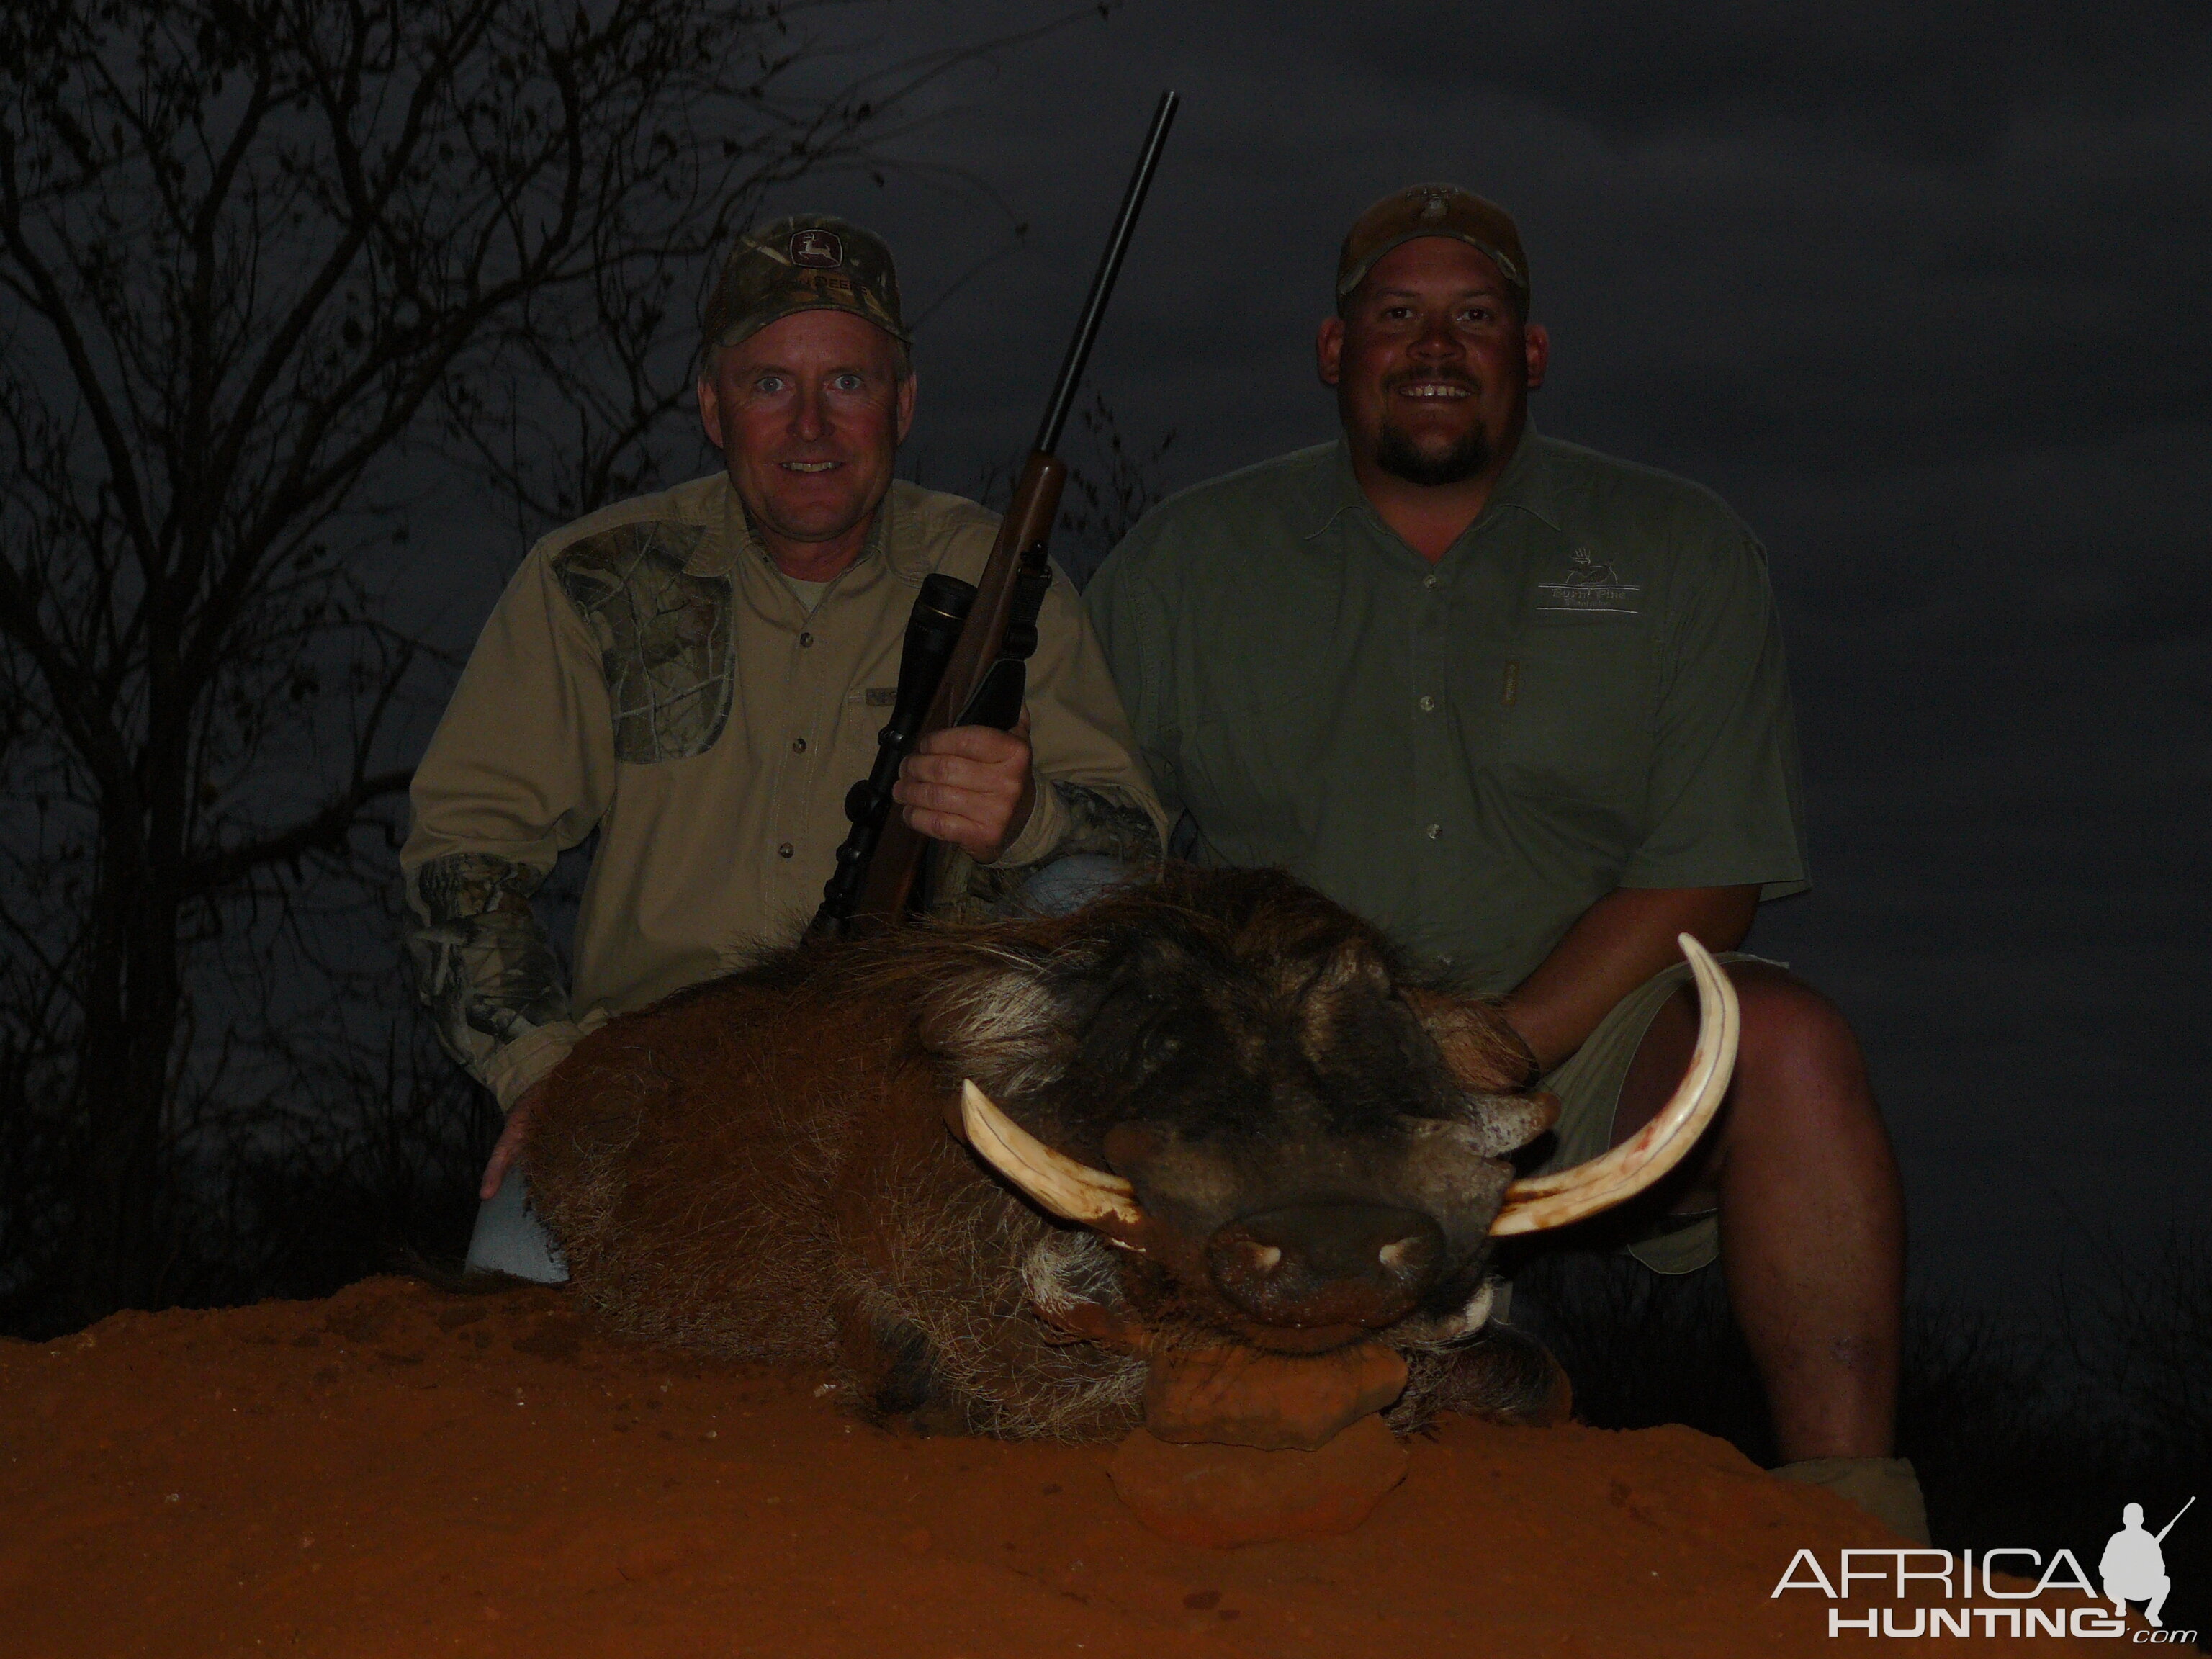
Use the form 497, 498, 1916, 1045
426, 2, 2212, 1310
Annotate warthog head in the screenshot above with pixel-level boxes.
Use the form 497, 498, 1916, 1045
916, 866, 1737, 1359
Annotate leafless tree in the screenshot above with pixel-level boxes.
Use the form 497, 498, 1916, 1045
0, 0, 1074, 1326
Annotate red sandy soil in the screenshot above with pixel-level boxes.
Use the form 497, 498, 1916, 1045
3, 1276, 2130, 1656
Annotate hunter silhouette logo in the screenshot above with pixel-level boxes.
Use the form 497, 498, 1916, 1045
789, 228, 843, 269
2103, 1498, 2192, 1629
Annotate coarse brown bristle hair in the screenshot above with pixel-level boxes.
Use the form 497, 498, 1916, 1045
525, 865, 1547, 1440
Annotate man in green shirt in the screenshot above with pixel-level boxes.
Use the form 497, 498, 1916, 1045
1085, 184, 1920, 1538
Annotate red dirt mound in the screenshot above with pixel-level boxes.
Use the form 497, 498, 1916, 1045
1, 1277, 2124, 1655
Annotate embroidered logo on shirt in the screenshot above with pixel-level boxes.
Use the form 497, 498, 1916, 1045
1536, 547, 1642, 615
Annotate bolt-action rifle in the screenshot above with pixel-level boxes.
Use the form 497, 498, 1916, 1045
811, 89, 1179, 938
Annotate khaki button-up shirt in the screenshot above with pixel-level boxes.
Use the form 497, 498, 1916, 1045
404, 473, 1166, 1109
1085, 429, 1807, 996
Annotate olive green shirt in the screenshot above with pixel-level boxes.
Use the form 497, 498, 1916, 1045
1084, 429, 1808, 995
404, 473, 1168, 1110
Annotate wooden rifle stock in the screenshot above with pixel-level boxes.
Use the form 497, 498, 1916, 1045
826, 90, 1177, 932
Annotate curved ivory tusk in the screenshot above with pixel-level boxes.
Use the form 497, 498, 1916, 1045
960, 1080, 1145, 1229
1488, 935, 1740, 1236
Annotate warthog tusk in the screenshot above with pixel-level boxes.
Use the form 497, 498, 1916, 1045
1488, 935, 1740, 1236
961, 1080, 1146, 1229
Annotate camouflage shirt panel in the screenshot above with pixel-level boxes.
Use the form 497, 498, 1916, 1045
550, 520, 728, 764
406, 852, 574, 1085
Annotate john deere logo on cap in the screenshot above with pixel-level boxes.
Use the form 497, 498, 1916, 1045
790, 229, 843, 269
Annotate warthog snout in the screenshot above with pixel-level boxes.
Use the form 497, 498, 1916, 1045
1205, 1202, 1444, 1330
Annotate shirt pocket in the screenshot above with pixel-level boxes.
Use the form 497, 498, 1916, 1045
1491, 611, 1653, 811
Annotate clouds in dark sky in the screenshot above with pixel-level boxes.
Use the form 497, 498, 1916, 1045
636, 1, 2212, 1304
1344, 1, 2208, 157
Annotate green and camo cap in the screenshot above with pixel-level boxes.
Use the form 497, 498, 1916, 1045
701, 212, 910, 356
1336, 184, 1529, 315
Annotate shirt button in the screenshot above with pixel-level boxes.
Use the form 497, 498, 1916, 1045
777, 842, 795, 859
1418, 695, 1436, 712
1422, 574, 1439, 590
791, 738, 807, 754
798, 631, 814, 647
1425, 824, 1442, 840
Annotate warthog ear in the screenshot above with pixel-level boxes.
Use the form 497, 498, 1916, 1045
1402, 988, 1541, 1093
1307, 935, 1393, 998
1293, 936, 1398, 1057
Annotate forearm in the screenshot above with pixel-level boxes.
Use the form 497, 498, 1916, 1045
403, 850, 580, 1110
994, 775, 1161, 868
1499, 884, 1759, 1072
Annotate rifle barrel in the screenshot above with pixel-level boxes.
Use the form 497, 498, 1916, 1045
1032, 89, 1179, 456
2155, 1495, 2195, 1542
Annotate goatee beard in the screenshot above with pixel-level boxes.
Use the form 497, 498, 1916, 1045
1374, 422, 1491, 487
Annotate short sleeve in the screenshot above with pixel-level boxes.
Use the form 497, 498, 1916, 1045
1617, 513, 1809, 899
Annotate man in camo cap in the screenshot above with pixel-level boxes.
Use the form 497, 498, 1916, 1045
1087, 184, 1923, 1539
405, 212, 1166, 1280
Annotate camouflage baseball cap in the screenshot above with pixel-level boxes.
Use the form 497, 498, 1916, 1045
1336, 184, 1530, 315
701, 212, 910, 356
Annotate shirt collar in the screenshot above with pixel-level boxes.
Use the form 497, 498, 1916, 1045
1314, 418, 1565, 544
877, 480, 941, 584
1478, 419, 1563, 532
686, 472, 900, 579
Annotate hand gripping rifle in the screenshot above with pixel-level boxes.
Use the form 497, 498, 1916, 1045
811, 89, 1179, 938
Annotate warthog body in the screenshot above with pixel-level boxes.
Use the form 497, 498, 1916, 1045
528, 866, 1731, 1441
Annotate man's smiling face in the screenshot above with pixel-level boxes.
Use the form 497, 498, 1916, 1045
698, 307, 916, 555
1318, 237, 1547, 488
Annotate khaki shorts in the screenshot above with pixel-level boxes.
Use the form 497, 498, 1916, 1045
1528, 951, 1778, 1275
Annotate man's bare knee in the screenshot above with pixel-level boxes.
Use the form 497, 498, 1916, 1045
1730, 966, 1875, 1119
